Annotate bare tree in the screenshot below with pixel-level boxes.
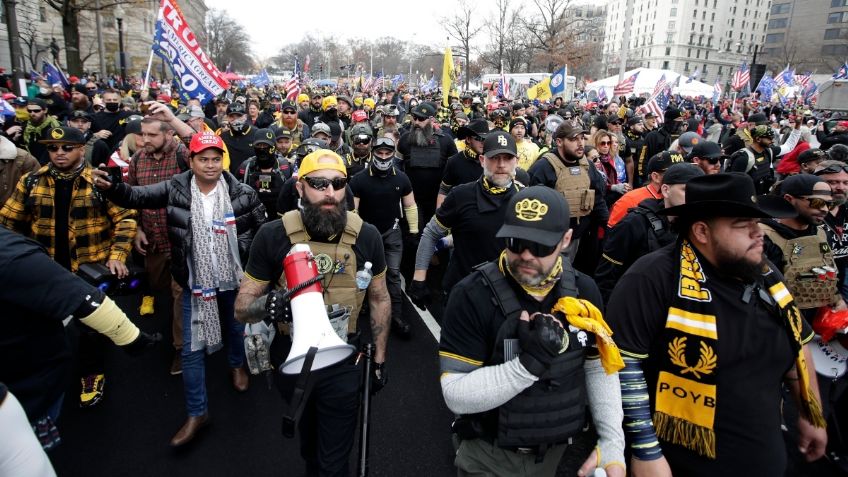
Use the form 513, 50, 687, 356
522, 0, 596, 72
18, 21, 46, 71
442, 0, 483, 90
204, 9, 254, 73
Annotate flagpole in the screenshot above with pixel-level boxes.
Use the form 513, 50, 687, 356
731, 91, 737, 113
142, 50, 155, 92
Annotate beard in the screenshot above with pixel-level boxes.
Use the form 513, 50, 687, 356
72, 96, 90, 109
301, 193, 347, 238
713, 243, 765, 283
508, 256, 555, 287
484, 167, 514, 187
410, 123, 434, 148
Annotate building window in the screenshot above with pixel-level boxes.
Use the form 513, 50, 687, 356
832, 0, 848, 7
666, 46, 671, 55
663, 60, 670, 69
685, 61, 690, 71
711, 12, 716, 21
39, 5, 46, 21
718, 66, 723, 76
667, 32, 675, 43
771, 2, 791, 14
668, 21, 676, 29
696, 49, 701, 58
705, 50, 710, 59
825, 28, 847, 39
829, 12, 848, 23
823, 44, 848, 55
768, 18, 789, 28
765, 33, 785, 43
671, 7, 677, 16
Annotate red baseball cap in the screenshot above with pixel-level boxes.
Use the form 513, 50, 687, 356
156, 93, 172, 103
838, 121, 848, 128
351, 110, 368, 123
189, 132, 225, 154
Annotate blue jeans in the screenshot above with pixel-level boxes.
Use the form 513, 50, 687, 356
180, 289, 244, 416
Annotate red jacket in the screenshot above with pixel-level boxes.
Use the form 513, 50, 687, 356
776, 141, 810, 176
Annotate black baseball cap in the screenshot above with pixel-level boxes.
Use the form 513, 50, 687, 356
797, 148, 827, 165
253, 128, 276, 147
456, 118, 490, 140
509, 116, 528, 130
68, 110, 93, 122
411, 102, 437, 119
483, 130, 518, 157
662, 163, 704, 185
29, 98, 48, 110
227, 102, 246, 115
647, 151, 686, 174
496, 186, 570, 247
281, 100, 297, 112
779, 174, 829, 197
39, 126, 86, 144
688, 141, 723, 160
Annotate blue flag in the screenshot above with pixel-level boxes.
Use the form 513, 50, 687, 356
834, 62, 848, 80
42, 61, 68, 88
251, 69, 271, 87
756, 74, 775, 100
550, 66, 567, 96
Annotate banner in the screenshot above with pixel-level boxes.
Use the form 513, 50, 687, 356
442, 47, 455, 107
527, 77, 552, 101
550, 66, 567, 97
42, 61, 68, 88
153, 0, 229, 104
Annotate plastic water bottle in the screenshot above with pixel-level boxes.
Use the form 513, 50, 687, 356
355, 262, 373, 290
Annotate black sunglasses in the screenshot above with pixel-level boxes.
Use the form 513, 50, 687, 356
505, 237, 559, 257
282, 109, 296, 114
46, 144, 78, 152
803, 197, 835, 209
701, 157, 721, 164
353, 138, 371, 145
302, 176, 347, 191
26, 109, 42, 113
815, 164, 848, 175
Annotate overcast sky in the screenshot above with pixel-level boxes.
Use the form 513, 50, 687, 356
203, 0, 500, 59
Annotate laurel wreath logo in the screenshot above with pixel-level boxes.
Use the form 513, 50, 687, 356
668, 336, 716, 379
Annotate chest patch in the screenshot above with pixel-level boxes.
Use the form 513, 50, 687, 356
314, 253, 336, 275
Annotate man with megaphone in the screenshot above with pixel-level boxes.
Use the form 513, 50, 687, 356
235, 149, 391, 477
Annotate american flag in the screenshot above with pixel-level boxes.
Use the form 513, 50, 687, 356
284, 76, 300, 101
732, 62, 750, 91
613, 72, 639, 97
641, 89, 670, 124
794, 73, 811, 89
774, 65, 795, 88
712, 79, 723, 102
652, 74, 668, 97
496, 72, 510, 99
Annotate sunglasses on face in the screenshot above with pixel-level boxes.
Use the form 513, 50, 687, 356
46, 145, 78, 152
803, 197, 835, 209
598, 141, 611, 146
302, 176, 347, 191
353, 138, 371, 145
27, 109, 42, 114
701, 157, 721, 164
282, 109, 296, 114
93, 106, 105, 111
505, 237, 559, 257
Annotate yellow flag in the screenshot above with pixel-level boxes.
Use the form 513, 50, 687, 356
442, 47, 455, 107
526, 77, 552, 101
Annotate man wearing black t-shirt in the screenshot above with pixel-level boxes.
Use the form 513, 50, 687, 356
607, 173, 827, 477
92, 89, 133, 151
350, 137, 417, 337
815, 160, 848, 301
235, 149, 391, 477
407, 131, 524, 310
438, 118, 489, 208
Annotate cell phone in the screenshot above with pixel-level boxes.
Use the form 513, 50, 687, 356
105, 166, 123, 184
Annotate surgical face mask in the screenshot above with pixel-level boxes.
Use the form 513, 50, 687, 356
105, 102, 120, 112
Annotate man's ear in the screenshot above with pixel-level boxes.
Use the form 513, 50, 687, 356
295, 180, 304, 198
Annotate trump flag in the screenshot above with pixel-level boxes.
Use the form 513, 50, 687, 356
153, 0, 228, 104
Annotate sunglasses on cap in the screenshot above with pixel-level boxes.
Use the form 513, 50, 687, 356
46, 145, 79, 152
505, 237, 559, 257
302, 176, 347, 191
815, 164, 848, 175
803, 197, 835, 209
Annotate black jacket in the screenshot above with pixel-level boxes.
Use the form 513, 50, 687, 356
816, 130, 848, 151
642, 124, 674, 162
105, 170, 266, 288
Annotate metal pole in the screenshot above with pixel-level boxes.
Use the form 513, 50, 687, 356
617, 0, 634, 82
3, 0, 26, 96
94, 0, 106, 77
117, 17, 127, 82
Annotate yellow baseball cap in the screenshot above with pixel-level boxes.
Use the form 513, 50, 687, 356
321, 95, 338, 111
299, 149, 347, 178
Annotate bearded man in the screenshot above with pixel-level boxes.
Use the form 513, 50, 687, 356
406, 131, 524, 310
397, 101, 458, 232
235, 149, 391, 477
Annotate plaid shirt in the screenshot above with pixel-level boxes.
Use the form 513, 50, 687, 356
0, 165, 136, 272
127, 139, 186, 255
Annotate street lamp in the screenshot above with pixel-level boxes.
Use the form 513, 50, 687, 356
115, 5, 127, 82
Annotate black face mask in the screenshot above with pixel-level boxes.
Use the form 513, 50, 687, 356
255, 148, 275, 167
105, 102, 120, 112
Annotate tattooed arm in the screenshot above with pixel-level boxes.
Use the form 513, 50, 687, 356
367, 274, 391, 363
235, 276, 270, 324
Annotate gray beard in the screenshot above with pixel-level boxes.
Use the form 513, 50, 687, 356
410, 123, 434, 148
301, 193, 347, 238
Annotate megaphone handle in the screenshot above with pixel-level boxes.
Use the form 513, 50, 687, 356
282, 346, 318, 438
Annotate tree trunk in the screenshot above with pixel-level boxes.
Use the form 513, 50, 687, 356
62, 9, 83, 75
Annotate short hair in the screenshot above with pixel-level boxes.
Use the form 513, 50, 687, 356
102, 89, 121, 98
140, 117, 173, 133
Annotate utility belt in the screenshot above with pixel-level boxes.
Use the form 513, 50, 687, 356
452, 417, 568, 457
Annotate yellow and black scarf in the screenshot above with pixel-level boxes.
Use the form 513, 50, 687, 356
655, 240, 825, 459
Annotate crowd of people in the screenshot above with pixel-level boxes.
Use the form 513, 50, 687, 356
0, 71, 847, 477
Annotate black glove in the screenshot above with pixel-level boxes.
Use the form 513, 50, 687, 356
371, 362, 388, 394
406, 280, 430, 310
517, 314, 564, 377
123, 331, 162, 357
264, 289, 292, 323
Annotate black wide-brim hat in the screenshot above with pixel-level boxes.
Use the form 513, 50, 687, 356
658, 172, 797, 219
456, 118, 491, 140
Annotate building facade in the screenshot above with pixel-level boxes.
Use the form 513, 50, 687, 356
603, 0, 770, 87
0, 0, 207, 80
569, 3, 607, 80
762, 0, 848, 74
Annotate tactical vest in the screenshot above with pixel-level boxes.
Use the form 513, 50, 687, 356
470, 257, 589, 449
742, 147, 773, 191
631, 206, 675, 253
280, 211, 367, 339
542, 152, 594, 219
407, 138, 442, 169
760, 223, 838, 310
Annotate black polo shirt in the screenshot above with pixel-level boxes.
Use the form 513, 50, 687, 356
349, 165, 413, 234
435, 180, 522, 290
93, 110, 134, 150
606, 243, 813, 477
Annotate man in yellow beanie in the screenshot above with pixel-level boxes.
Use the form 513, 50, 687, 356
236, 149, 391, 476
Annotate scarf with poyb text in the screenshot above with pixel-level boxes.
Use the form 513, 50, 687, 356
655, 240, 825, 459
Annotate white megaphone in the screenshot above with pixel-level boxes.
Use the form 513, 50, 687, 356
280, 244, 356, 375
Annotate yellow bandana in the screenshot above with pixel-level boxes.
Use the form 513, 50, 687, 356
551, 297, 624, 374
499, 250, 561, 299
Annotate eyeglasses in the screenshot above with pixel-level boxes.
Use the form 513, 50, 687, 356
505, 237, 559, 257
701, 157, 721, 164
470, 135, 485, 142
302, 176, 347, 191
26, 109, 42, 113
46, 145, 78, 152
282, 109, 296, 114
412, 116, 428, 122
803, 197, 835, 209
598, 141, 611, 146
